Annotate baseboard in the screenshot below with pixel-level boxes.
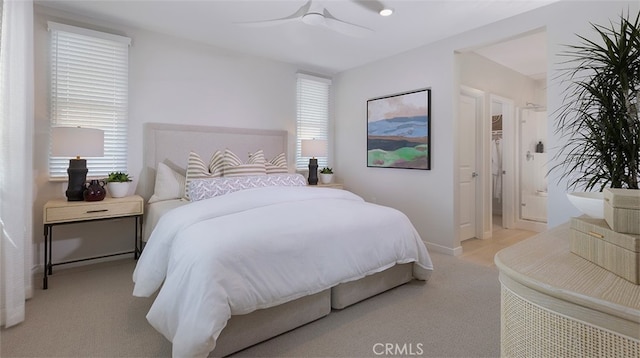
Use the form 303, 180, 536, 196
514, 219, 547, 232
424, 241, 462, 256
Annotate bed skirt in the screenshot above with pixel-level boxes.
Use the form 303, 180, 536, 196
209, 263, 415, 357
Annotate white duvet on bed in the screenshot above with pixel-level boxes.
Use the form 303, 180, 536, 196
133, 186, 433, 357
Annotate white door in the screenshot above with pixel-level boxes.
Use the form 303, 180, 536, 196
458, 90, 481, 241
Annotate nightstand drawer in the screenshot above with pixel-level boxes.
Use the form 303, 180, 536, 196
44, 196, 143, 224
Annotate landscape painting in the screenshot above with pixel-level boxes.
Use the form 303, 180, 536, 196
367, 89, 431, 170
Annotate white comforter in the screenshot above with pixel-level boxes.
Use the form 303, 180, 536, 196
133, 186, 433, 357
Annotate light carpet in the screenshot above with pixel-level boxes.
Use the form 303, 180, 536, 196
1, 252, 501, 357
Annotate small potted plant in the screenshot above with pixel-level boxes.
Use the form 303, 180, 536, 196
106, 171, 132, 198
319, 167, 334, 184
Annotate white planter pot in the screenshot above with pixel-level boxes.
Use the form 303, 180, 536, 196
567, 192, 604, 218
108, 182, 130, 198
319, 173, 333, 184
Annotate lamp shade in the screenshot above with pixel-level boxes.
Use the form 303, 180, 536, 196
51, 126, 104, 158
301, 139, 327, 158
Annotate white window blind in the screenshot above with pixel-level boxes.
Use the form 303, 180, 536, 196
48, 22, 130, 179
296, 73, 331, 170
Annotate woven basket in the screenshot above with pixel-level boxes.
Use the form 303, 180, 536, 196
501, 286, 640, 357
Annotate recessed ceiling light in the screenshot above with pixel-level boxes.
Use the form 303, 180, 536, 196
379, 8, 393, 17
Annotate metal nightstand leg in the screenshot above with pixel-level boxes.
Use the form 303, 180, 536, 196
134, 215, 140, 259
43, 224, 52, 289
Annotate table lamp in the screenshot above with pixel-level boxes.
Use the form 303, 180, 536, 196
301, 139, 327, 185
51, 126, 104, 201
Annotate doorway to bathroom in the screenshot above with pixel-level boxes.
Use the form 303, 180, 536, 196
457, 28, 549, 244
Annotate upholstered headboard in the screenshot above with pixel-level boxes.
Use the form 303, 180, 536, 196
139, 123, 289, 200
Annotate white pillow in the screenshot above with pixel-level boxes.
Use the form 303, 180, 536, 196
148, 162, 186, 203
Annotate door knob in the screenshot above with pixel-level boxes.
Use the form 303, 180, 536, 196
472, 172, 478, 178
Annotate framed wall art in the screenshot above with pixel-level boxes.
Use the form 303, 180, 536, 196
367, 88, 431, 170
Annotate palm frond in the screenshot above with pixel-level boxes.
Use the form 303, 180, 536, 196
551, 11, 640, 190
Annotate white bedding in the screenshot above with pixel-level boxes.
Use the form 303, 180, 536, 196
133, 186, 433, 357
142, 199, 187, 242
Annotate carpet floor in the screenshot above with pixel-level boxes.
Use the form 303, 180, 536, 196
1, 252, 501, 357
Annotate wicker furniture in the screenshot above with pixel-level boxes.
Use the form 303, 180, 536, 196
43, 195, 144, 289
495, 223, 640, 357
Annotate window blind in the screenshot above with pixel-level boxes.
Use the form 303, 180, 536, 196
296, 73, 331, 170
48, 22, 130, 179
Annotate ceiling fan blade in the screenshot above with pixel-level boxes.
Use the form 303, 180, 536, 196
235, 0, 311, 27
236, 17, 298, 27
322, 9, 373, 37
351, 0, 386, 14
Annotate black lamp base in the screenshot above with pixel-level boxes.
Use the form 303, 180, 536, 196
308, 158, 318, 185
66, 158, 88, 201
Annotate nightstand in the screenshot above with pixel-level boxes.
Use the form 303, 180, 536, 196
42, 195, 144, 289
315, 183, 344, 189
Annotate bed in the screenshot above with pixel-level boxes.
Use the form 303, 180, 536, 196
133, 123, 433, 357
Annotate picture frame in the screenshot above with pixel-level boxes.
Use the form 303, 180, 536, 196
367, 88, 431, 170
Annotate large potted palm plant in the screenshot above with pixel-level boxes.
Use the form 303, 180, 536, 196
553, 12, 639, 217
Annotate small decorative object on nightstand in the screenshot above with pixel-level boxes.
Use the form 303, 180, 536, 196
51, 126, 104, 201
319, 167, 334, 184
83, 179, 106, 201
301, 139, 327, 185
106, 171, 132, 198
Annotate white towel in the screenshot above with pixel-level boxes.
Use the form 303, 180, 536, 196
492, 139, 502, 200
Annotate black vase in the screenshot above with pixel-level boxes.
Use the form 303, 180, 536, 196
83, 180, 106, 201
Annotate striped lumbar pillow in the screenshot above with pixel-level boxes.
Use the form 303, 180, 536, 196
223, 149, 267, 177
265, 153, 288, 174
184, 150, 223, 200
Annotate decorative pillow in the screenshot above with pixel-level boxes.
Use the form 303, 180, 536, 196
223, 149, 267, 177
148, 162, 186, 204
265, 152, 288, 174
184, 150, 223, 200
209, 150, 225, 177
189, 173, 307, 201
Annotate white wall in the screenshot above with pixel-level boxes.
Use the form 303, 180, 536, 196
459, 52, 540, 108
333, 1, 638, 254
335, 39, 457, 254
32, 5, 302, 271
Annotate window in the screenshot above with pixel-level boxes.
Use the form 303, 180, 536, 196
48, 22, 130, 179
296, 73, 331, 170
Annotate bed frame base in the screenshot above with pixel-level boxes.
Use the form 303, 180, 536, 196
332, 263, 413, 309
211, 289, 331, 357
210, 263, 414, 357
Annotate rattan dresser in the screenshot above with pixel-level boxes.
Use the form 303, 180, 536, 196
495, 223, 639, 358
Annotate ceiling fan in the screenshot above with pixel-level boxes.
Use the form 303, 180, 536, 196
236, 0, 376, 38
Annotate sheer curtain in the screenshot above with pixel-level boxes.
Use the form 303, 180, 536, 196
0, 0, 34, 328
